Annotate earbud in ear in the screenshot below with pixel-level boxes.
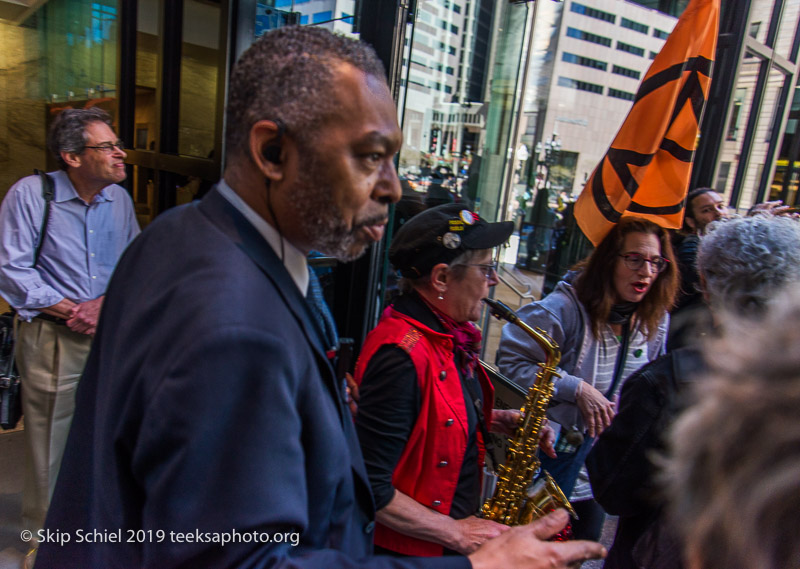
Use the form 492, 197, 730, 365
262, 145, 282, 164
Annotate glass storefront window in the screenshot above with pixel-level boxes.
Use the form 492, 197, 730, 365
772, 0, 799, 53
717, 53, 762, 207
0, 0, 119, 193
770, 86, 800, 205
255, 1, 357, 37
42, 1, 119, 103
131, 0, 159, 224
134, 0, 158, 152
392, 1, 533, 358
178, 0, 222, 159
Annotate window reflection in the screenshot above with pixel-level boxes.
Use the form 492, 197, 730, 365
727, 88, 746, 141
178, 0, 220, 158
133, 0, 159, 224
0, 0, 119, 190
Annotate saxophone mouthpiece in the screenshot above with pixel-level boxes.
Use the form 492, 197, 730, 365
482, 297, 516, 323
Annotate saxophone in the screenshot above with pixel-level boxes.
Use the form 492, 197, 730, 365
481, 297, 575, 526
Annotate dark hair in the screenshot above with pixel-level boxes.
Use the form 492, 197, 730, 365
684, 187, 715, 220
225, 26, 386, 163
47, 108, 114, 170
681, 187, 716, 231
573, 217, 678, 339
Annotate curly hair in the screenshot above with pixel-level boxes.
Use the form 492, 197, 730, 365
667, 287, 800, 569
573, 217, 678, 339
225, 26, 386, 163
697, 215, 800, 318
47, 108, 114, 170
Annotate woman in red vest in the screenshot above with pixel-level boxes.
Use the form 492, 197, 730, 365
354, 204, 555, 557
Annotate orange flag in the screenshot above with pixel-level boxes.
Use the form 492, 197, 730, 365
574, 0, 720, 245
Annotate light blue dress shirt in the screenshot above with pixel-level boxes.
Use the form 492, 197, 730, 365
0, 170, 140, 320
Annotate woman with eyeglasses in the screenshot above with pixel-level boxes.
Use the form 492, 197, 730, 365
497, 216, 678, 541
352, 204, 561, 557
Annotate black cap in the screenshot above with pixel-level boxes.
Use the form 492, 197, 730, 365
389, 203, 514, 278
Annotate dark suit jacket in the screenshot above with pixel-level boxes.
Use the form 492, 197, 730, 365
36, 188, 468, 569
586, 347, 705, 569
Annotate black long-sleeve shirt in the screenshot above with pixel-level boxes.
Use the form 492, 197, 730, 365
355, 293, 481, 519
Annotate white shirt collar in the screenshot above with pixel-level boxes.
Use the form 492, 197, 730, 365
216, 179, 309, 295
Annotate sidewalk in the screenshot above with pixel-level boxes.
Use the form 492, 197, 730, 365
0, 428, 26, 569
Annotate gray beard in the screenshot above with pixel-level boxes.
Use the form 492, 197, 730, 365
287, 168, 368, 263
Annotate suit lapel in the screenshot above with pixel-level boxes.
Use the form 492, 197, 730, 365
198, 187, 374, 514
197, 189, 341, 409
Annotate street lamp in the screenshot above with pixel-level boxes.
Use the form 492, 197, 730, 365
535, 133, 562, 192
523, 132, 562, 271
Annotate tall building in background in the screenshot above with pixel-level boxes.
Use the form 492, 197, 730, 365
518, 0, 679, 200
396, 0, 497, 178
710, 0, 800, 209
259, 0, 356, 34
627, 0, 689, 16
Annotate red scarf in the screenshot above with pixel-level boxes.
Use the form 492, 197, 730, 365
419, 295, 483, 377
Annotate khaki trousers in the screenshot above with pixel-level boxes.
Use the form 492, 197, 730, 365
16, 318, 92, 535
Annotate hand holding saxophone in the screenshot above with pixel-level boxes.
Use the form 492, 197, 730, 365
492, 409, 558, 456
467, 509, 606, 569
490, 408, 521, 436
450, 515, 510, 554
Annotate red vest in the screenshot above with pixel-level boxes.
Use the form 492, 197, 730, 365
354, 308, 495, 556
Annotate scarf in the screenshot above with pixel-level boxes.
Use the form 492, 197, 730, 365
419, 294, 483, 377
608, 301, 638, 325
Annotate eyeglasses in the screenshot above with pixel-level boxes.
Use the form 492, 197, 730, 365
84, 140, 125, 153
462, 262, 499, 279
619, 253, 670, 273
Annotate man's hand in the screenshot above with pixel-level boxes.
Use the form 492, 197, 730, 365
66, 296, 104, 336
576, 383, 615, 438
39, 298, 77, 321
748, 200, 799, 217
490, 408, 521, 437
450, 516, 510, 555
468, 509, 606, 569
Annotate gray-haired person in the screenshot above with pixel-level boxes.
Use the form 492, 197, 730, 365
587, 215, 800, 569
0, 108, 140, 547
667, 286, 800, 569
